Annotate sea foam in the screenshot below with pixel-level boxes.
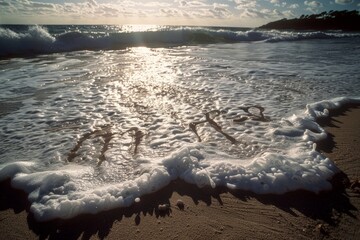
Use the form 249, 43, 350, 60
1, 33, 359, 221
1, 97, 359, 221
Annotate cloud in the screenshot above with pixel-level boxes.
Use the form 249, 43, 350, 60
238, 7, 288, 20
335, 0, 353, 4
87, 0, 98, 7
0, 0, 230, 23
304, 1, 323, 8
304, 0, 323, 13
210, 3, 232, 18
239, 8, 261, 18
0, 0, 317, 26
288, 4, 299, 9
269, 0, 280, 3
0, 1, 10, 6
234, 0, 258, 8
159, 8, 179, 17
0, 0, 126, 20
31, 2, 55, 9
234, 0, 294, 23
235, 0, 289, 20
282, 10, 296, 18
177, 0, 207, 7
268, 0, 286, 7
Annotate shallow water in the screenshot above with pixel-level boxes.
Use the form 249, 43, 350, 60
0, 25, 360, 221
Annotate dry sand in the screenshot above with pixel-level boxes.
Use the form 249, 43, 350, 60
1, 106, 359, 240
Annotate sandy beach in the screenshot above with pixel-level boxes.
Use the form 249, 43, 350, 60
1, 106, 359, 240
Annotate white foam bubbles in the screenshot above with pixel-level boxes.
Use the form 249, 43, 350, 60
1, 38, 359, 222
0, 94, 357, 221
306, 97, 360, 119
0, 162, 34, 181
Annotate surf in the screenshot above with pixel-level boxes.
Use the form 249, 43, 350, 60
1, 25, 359, 58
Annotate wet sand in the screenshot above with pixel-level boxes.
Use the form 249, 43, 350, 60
1, 107, 359, 240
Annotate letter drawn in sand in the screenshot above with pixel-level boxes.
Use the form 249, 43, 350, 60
189, 110, 237, 144
205, 110, 237, 144
189, 120, 206, 142
67, 125, 144, 166
122, 127, 145, 155
233, 105, 270, 123
98, 129, 113, 166
67, 125, 114, 166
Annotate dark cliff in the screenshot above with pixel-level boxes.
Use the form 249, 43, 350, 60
259, 10, 360, 31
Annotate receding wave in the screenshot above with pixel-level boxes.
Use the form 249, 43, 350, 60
1, 25, 359, 57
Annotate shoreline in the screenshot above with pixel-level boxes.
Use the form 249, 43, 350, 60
1, 106, 360, 239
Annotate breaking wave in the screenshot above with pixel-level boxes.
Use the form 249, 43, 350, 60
1, 25, 359, 57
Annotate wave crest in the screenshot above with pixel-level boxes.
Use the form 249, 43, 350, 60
1, 25, 359, 57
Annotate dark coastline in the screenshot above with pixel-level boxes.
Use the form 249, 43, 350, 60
259, 10, 360, 31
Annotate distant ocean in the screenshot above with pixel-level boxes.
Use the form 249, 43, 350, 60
0, 25, 360, 221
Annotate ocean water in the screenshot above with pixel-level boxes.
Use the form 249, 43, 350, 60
0, 25, 360, 221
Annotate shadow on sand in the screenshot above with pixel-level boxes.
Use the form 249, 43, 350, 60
0, 172, 357, 240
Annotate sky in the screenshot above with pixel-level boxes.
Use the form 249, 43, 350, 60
0, 0, 359, 27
